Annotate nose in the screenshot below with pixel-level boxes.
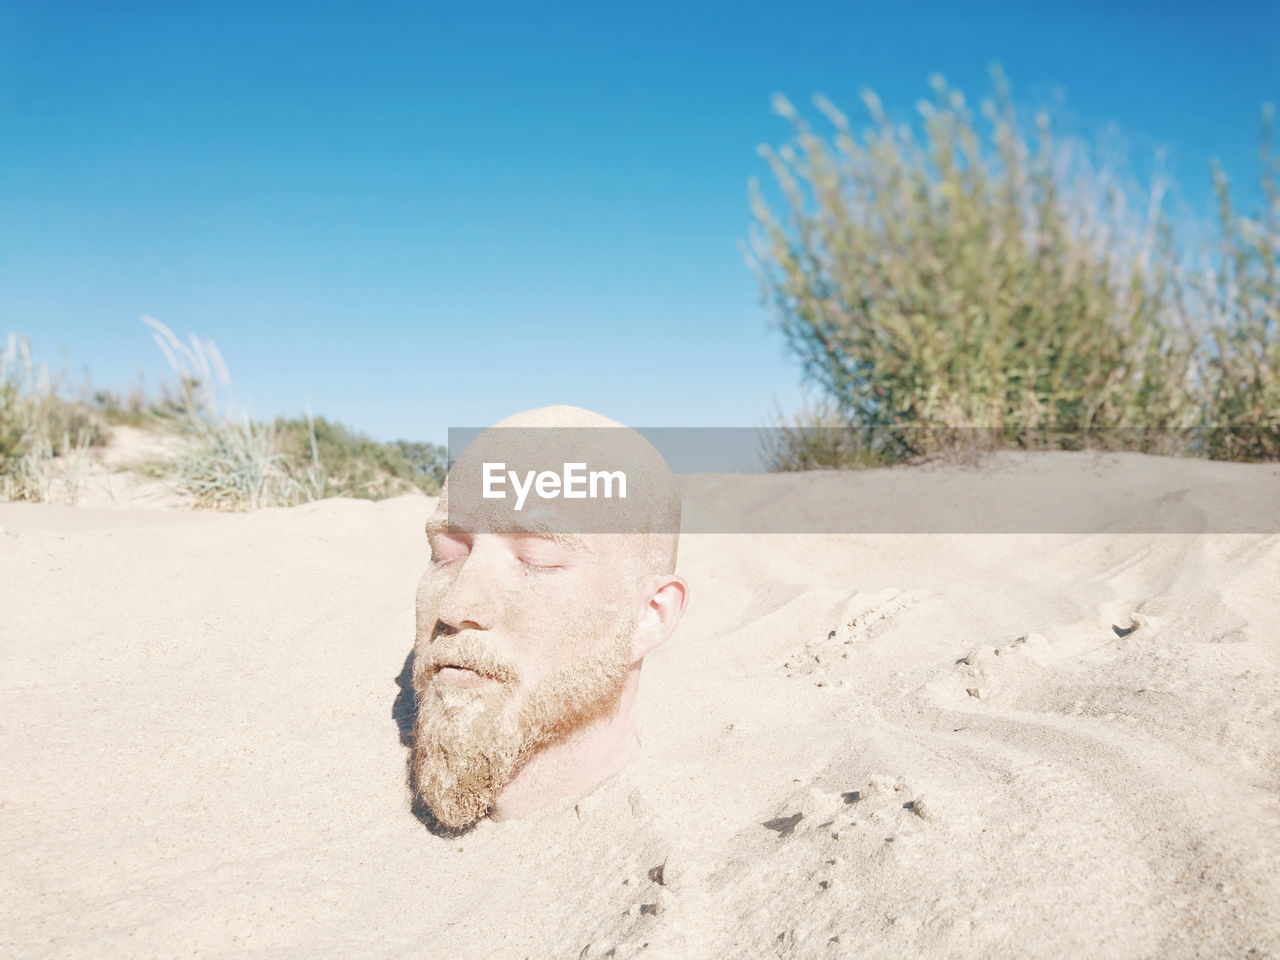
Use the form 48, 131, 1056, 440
430, 544, 503, 635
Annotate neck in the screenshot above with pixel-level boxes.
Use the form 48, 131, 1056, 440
489, 666, 642, 822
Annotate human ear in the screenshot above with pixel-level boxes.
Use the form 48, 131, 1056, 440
631, 574, 689, 663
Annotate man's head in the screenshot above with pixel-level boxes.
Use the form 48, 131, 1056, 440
410, 406, 686, 830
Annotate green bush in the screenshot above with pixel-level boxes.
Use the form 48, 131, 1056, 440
1202, 106, 1280, 460
751, 72, 1278, 465
273, 416, 445, 499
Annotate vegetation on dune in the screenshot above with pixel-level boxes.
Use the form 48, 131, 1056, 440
0, 334, 107, 503
0, 319, 446, 509
1203, 126, 1280, 462
135, 318, 447, 508
272, 416, 447, 501
751, 72, 1279, 468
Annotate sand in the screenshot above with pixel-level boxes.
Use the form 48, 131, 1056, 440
2, 454, 1279, 958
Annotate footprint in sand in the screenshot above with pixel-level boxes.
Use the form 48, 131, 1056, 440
784, 590, 927, 683
950, 632, 1043, 702
760, 778, 938, 850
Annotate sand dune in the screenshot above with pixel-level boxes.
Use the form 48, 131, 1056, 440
2, 457, 1278, 958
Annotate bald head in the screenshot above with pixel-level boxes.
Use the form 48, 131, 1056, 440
490, 404, 623, 430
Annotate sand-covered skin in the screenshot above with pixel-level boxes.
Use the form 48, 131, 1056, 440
2, 458, 1279, 958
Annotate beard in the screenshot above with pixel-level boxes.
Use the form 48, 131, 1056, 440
410, 618, 635, 831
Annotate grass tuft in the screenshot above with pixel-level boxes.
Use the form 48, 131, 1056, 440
0, 333, 106, 503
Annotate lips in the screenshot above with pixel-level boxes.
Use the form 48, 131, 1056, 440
427, 633, 518, 686
433, 664, 500, 688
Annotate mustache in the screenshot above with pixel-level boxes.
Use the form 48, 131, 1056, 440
426, 631, 520, 685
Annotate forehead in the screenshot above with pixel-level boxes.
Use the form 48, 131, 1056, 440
426, 506, 632, 562
440, 427, 678, 538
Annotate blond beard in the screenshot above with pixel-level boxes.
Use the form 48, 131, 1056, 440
411, 622, 634, 831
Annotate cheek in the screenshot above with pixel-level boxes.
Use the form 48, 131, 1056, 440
414, 569, 448, 631
511, 574, 633, 666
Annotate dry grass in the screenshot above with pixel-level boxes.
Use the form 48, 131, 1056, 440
1, 320, 445, 509
0, 334, 106, 504
135, 316, 324, 510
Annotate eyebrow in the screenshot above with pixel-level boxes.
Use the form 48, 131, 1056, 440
425, 517, 591, 553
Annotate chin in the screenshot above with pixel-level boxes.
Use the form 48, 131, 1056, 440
411, 687, 523, 831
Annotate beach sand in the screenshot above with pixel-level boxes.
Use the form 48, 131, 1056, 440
2, 455, 1278, 958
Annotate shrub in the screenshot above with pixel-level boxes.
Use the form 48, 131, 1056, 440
750, 72, 1277, 464
1201, 105, 1280, 460
273, 416, 445, 499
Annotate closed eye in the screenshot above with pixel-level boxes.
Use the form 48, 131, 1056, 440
428, 531, 471, 564
519, 556, 564, 570
513, 535, 571, 570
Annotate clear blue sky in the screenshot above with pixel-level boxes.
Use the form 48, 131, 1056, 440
3, 0, 1276, 444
